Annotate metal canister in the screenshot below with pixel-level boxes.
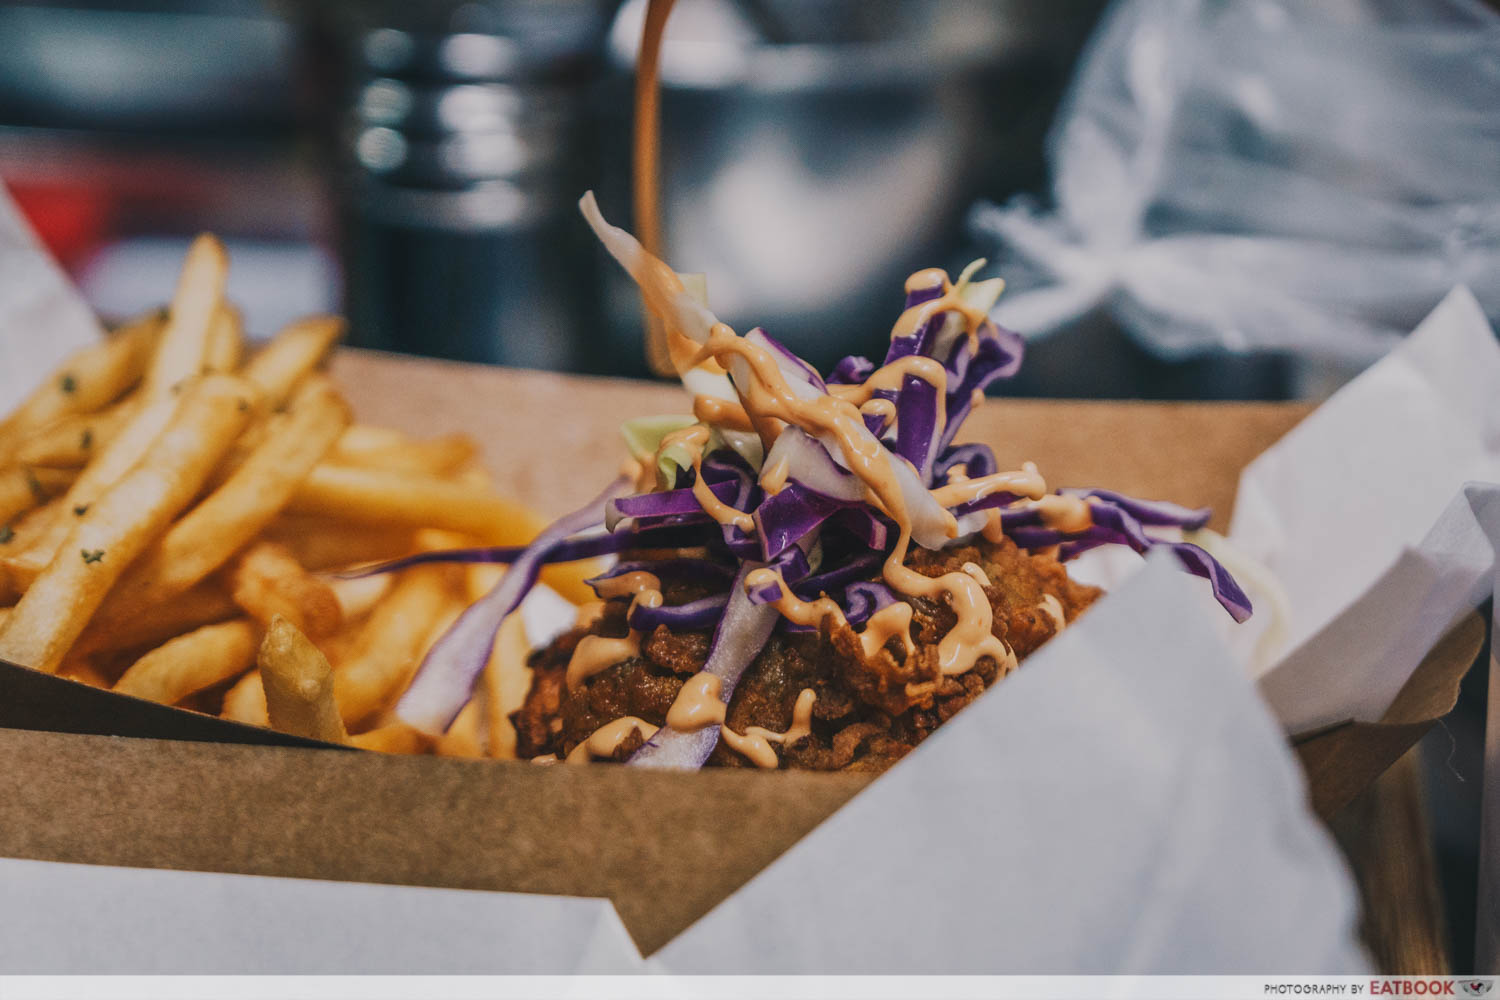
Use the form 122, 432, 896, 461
336, 2, 617, 371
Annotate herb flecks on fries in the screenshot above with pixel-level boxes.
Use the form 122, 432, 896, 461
0, 237, 559, 758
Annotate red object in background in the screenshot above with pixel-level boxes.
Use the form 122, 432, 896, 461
8, 182, 111, 270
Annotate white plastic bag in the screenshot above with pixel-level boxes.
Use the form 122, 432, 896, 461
969, 0, 1500, 374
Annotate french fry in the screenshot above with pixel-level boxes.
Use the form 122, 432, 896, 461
221, 669, 268, 726
287, 464, 598, 603
144, 234, 229, 397
0, 374, 255, 673
0, 499, 62, 602
330, 430, 479, 478
59, 657, 111, 689
3, 389, 191, 590
113, 619, 258, 706
331, 425, 408, 453
0, 311, 161, 462
482, 611, 531, 760
257, 615, 349, 744
328, 573, 394, 621
334, 563, 460, 728
434, 697, 485, 758
204, 302, 243, 373
243, 316, 343, 409
0, 465, 75, 526
88, 378, 350, 632
224, 541, 342, 640
290, 464, 537, 535
13, 399, 139, 469
349, 722, 429, 754
76, 579, 239, 656
0, 236, 569, 762
263, 514, 419, 572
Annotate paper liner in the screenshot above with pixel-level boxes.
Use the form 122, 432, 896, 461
0, 350, 1482, 959
1293, 610, 1485, 820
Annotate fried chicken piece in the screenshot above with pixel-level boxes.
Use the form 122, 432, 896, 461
511, 534, 1100, 770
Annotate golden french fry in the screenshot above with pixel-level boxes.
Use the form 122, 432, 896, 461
89, 379, 350, 632
434, 697, 485, 758
287, 464, 598, 603
349, 722, 429, 754
0, 465, 75, 527
0, 311, 162, 462
243, 316, 343, 409
113, 619, 258, 705
263, 514, 419, 572
328, 573, 394, 621
76, 579, 239, 656
482, 611, 531, 760
224, 541, 342, 640
4, 388, 192, 590
290, 464, 537, 535
334, 564, 460, 728
0, 499, 62, 603
329, 430, 479, 479
331, 425, 409, 454
221, 669, 268, 726
59, 655, 111, 689
0, 374, 255, 673
144, 235, 229, 397
257, 615, 349, 744
13, 398, 140, 470
204, 302, 244, 373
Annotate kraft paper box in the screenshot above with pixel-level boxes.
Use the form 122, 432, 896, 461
0, 348, 1482, 958
2, 175, 1496, 967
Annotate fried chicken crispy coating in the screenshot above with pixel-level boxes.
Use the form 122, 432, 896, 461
512, 534, 1099, 771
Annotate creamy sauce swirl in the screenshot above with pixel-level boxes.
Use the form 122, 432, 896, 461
566, 716, 659, 764
628, 43, 1048, 690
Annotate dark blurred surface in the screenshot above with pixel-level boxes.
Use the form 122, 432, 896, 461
1421, 602, 1491, 973
0, 0, 1295, 395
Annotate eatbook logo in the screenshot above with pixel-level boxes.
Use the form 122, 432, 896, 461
1462, 981, 1494, 997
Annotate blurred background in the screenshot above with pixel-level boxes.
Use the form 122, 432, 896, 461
1, 0, 1498, 972
0, 0, 1178, 387
3, 0, 1494, 396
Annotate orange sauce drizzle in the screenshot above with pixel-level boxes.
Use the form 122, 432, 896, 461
625, 31, 1040, 683
566, 572, 662, 691
592, 570, 662, 602
566, 716, 660, 764
658, 424, 756, 532
1034, 494, 1093, 534
759, 453, 791, 495
719, 688, 817, 769
565, 634, 642, 691
827, 355, 950, 436
859, 397, 897, 432
892, 268, 991, 353
666, 670, 727, 731
692, 394, 754, 432
928, 463, 1046, 508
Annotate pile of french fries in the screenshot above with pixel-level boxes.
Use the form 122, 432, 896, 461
0, 234, 590, 757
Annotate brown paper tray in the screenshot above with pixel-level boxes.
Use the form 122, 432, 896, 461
0, 350, 1484, 954
1293, 610, 1486, 820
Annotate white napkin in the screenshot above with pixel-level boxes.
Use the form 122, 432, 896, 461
0, 185, 102, 407
652, 557, 1365, 973
1231, 287, 1500, 732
